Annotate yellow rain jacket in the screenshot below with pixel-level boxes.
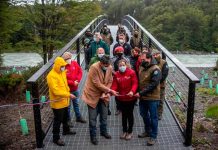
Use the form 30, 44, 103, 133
47, 57, 70, 109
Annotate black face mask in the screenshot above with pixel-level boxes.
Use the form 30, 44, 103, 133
134, 34, 138, 38
117, 53, 123, 57
141, 61, 149, 68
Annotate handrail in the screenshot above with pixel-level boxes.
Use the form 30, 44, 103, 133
27, 15, 107, 83
123, 15, 199, 83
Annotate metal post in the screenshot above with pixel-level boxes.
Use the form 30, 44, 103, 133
32, 82, 44, 148
76, 38, 80, 66
162, 51, 166, 60
148, 38, 152, 48
184, 81, 196, 146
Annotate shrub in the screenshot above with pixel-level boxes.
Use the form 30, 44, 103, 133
0, 73, 23, 100
197, 87, 217, 96
205, 104, 218, 120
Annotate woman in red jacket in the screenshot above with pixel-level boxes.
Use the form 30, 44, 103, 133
111, 59, 138, 140
62, 52, 86, 125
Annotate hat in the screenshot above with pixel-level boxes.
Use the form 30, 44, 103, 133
114, 46, 124, 53
62, 52, 72, 60
151, 49, 160, 55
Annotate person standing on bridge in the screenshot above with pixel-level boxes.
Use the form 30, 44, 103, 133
111, 59, 138, 140
152, 49, 169, 120
112, 46, 130, 115
88, 47, 112, 116
130, 29, 143, 50
82, 29, 93, 69
113, 33, 132, 57
134, 52, 161, 146
82, 55, 118, 145
129, 47, 141, 73
47, 57, 77, 146
88, 47, 105, 69
100, 24, 113, 47
88, 32, 110, 59
62, 52, 87, 125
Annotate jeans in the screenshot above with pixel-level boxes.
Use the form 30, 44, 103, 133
88, 100, 108, 137
52, 107, 69, 142
68, 90, 81, 120
139, 100, 159, 139
119, 100, 136, 133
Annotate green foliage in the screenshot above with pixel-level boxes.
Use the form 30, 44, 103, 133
0, 1, 102, 62
197, 87, 217, 96
103, 0, 218, 52
205, 104, 218, 119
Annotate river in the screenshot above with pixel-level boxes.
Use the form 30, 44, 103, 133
1, 53, 217, 68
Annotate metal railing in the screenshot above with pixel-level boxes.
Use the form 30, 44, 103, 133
122, 15, 200, 146
27, 15, 108, 148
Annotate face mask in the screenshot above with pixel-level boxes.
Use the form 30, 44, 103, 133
102, 66, 108, 71
134, 34, 138, 38
66, 59, 71, 64
119, 66, 126, 73
117, 53, 123, 57
93, 37, 97, 42
133, 54, 139, 57
141, 61, 149, 68
60, 66, 65, 72
98, 54, 104, 58
119, 39, 124, 44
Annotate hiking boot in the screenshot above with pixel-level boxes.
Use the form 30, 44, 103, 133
67, 120, 74, 127
120, 132, 127, 139
125, 133, 133, 140
62, 130, 76, 135
53, 139, 65, 146
115, 110, 121, 115
100, 133, 112, 139
76, 117, 87, 123
91, 137, 98, 145
138, 132, 149, 138
147, 137, 156, 146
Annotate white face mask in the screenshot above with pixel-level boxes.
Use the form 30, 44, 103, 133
60, 66, 65, 72
66, 59, 71, 64
98, 54, 104, 58
119, 66, 126, 73
119, 39, 124, 44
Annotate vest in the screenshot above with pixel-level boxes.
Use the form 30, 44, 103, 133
157, 59, 167, 88
139, 65, 160, 100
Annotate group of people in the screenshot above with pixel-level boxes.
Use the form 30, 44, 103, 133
46, 24, 169, 147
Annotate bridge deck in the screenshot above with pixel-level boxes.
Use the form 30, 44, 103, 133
42, 26, 191, 150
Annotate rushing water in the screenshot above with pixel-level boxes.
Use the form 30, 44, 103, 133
1, 53, 218, 68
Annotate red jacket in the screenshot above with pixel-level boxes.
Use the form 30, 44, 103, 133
66, 61, 83, 92
111, 68, 138, 101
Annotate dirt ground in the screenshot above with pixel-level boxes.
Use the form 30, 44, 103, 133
0, 104, 36, 150
190, 67, 218, 150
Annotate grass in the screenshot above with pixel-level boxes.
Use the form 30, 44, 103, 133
197, 87, 217, 96
205, 104, 218, 119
